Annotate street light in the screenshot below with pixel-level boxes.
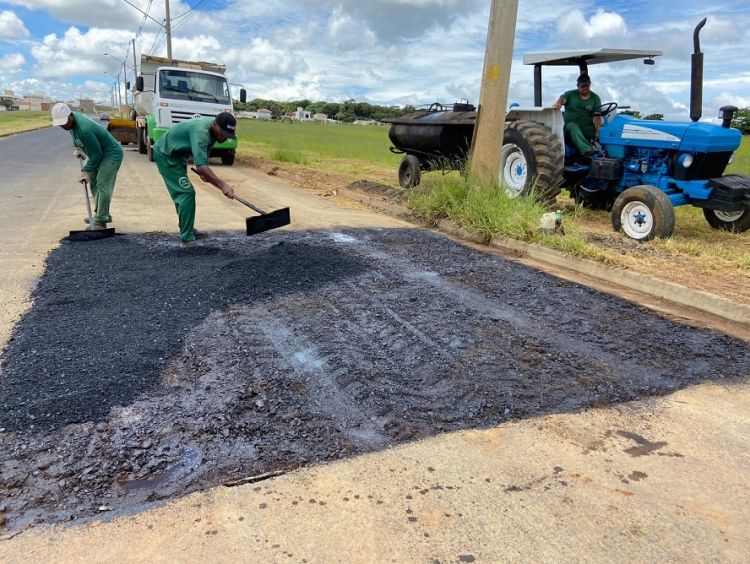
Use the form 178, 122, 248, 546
104, 53, 130, 108
104, 72, 121, 110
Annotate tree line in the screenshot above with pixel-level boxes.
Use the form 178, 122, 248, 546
232, 98, 416, 122
621, 108, 750, 134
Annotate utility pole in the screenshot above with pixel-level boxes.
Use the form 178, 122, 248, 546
470, 0, 519, 183
132, 38, 138, 78
122, 59, 128, 107
165, 0, 172, 60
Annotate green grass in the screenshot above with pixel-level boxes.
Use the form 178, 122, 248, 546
405, 171, 607, 260
0, 111, 51, 136
236, 119, 401, 174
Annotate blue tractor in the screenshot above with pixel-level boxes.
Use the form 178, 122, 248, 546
385, 19, 749, 241
518, 18, 750, 240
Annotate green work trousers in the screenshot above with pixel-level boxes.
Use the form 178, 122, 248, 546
153, 148, 196, 242
89, 158, 121, 224
564, 122, 594, 155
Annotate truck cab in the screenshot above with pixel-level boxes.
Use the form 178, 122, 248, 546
134, 54, 246, 165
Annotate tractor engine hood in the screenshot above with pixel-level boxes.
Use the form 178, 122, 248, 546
602, 114, 741, 154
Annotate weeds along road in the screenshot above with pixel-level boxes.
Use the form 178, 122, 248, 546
1, 127, 749, 560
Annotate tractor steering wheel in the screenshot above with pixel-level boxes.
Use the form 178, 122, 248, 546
596, 102, 618, 117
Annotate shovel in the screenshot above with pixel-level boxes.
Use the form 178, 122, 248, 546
191, 167, 290, 236
68, 156, 115, 241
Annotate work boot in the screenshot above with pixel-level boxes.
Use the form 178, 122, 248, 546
92, 222, 108, 230
180, 239, 197, 247
193, 229, 208, 240
85, 215, 112, 225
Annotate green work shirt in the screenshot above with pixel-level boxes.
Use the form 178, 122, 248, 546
154, 117, 214, 166
69, 112, 123, 173
561, 90, 602, 138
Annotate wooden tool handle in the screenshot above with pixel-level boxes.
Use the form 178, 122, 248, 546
190, 167, 267, 214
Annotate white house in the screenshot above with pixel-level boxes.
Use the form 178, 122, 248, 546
292, 107, 312, 121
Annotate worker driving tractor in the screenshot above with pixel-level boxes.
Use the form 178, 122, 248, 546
552, 73, 603, 157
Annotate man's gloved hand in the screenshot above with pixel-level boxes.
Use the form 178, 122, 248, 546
73, 148, 85, 159
79, 171, 90, 184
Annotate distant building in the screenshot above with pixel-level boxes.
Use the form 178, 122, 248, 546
19, 92, 50, 111
352, 119, 380, 126
291, 106, 312, 121
313, 113, 328, 122
237, 108, 273, 120
79, 98, 96, 113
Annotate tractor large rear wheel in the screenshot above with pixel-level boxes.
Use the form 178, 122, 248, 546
611, 185, 675, 241
702, 207, 750, 233
499, 120, 564, 204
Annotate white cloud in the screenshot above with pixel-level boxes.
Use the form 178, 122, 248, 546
30, 26, 141, 78
0, 10, 29, 39
557, 9, 627, 43
0, 52, 26, 70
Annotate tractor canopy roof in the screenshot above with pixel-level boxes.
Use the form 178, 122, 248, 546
523, 48, 662, 67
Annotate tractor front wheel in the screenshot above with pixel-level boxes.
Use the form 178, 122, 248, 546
611, 185, 675, 241
499, 120, 564, 204
398, 155, 421, 188
702, 207, 750, 233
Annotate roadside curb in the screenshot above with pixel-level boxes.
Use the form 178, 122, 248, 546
339, 187, 750, 328
0, 125, 51, 139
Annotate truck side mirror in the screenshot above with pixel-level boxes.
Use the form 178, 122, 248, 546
136, 76, 144, 92
240, 89, 247, 104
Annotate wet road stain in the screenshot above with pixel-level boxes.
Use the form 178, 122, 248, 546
617, 431, 668, 457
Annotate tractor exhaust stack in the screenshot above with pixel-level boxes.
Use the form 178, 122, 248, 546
690, 18, 707, 123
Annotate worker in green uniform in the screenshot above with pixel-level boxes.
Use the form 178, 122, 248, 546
52, 102, 123, 229
553, 73, 603, 156
152, 113, 236, 245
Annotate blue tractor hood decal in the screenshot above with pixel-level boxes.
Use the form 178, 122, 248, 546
601, 114, 741, 154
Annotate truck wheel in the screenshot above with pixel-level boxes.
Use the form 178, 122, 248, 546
221, 150, 235, 166
702, 207, 750, 233
137, 127, 147, 154
611, 185, 675, 241
398, 155, 421, 188
500, 120, 563, 204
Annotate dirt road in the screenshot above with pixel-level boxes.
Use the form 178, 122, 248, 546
1, 132, 749, 561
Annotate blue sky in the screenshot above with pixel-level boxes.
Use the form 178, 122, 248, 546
1, 0, 749, 120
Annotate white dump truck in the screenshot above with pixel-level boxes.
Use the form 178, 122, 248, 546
133, 54, 246, 165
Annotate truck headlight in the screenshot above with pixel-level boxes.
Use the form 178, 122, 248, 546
678, 153, 694, 168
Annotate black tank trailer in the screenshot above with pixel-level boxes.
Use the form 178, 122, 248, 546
383, 102, 477, 188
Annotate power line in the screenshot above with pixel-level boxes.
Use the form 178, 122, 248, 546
172, 0, 209, 21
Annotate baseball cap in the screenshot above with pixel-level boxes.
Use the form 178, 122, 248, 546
577, 73, 591, 85
51, 102, 72, 126
214, 112, 237, 138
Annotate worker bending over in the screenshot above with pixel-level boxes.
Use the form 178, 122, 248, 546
152, 112, 236, 245
52, 103, 123, 229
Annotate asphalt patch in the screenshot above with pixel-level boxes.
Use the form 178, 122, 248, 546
0, 228, 748, 531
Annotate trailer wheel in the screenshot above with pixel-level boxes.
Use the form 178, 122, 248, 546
500, 120, 563, 204
137, 127, 147, 155
398, 155, 421, 188
221, 150, 235, 166
611, 185, 675, 241
702, 207, 750, 233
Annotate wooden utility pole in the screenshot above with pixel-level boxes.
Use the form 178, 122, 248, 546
470, 0, 519, 183
165, 0, 172, 60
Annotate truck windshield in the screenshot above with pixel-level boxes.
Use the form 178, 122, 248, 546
158, 69, 231, 104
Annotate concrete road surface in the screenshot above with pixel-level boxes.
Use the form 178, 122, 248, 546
0, 127, 749, 562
